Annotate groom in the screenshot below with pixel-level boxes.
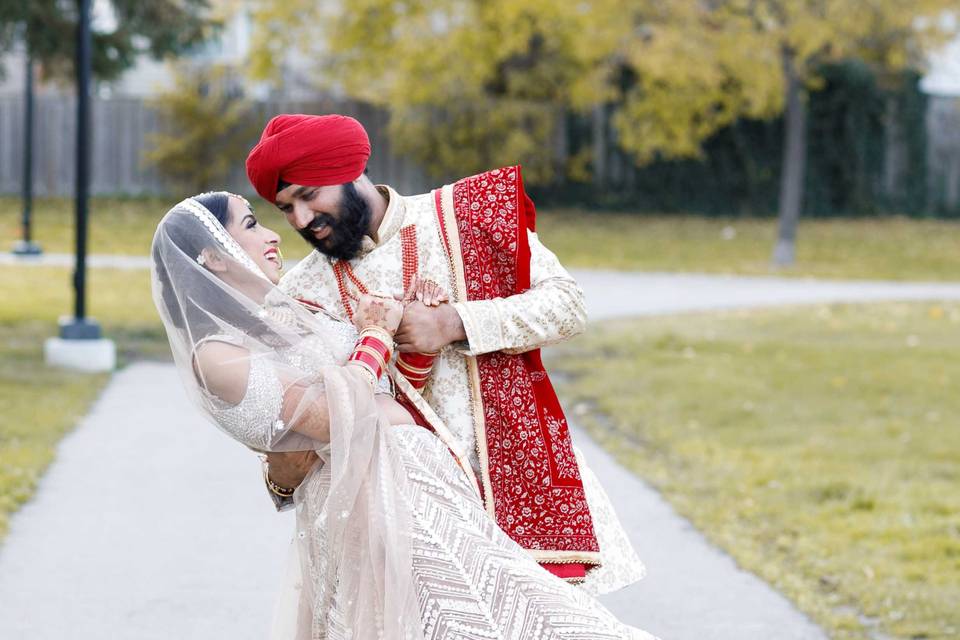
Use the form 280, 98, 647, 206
247, 114, 597, 580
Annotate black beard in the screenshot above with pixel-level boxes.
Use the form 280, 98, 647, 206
297, 182, 372, 261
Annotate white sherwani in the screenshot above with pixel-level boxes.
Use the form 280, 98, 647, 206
279, 185, 644, 594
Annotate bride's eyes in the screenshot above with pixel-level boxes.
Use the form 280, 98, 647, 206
245, 216, 258, 230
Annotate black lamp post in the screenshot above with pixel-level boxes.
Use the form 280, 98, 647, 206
12, 44, 41, 255
60, 0, 100, 340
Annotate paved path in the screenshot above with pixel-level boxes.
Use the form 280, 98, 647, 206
8, 264, 956, 638
0, 363, 291, 638
0, 251, 152, 270
571, 269, 960, 321
8, 251, 960, 313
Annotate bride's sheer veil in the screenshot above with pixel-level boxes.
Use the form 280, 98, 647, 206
150, 194, 424, 638
152, 195, 298, 409
150, 193, 357, 452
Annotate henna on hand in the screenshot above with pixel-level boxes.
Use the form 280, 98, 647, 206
367, 299, 387, 325
354, 294, 403, 334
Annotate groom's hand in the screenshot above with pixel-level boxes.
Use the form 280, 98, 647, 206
395, 302, 466, 353
265, 450, 318, 490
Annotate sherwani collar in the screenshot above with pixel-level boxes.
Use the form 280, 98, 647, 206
356, 185, 405, 257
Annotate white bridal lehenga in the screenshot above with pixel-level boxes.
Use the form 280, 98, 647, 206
250, 320, 654, 640
152, 198, 657, 640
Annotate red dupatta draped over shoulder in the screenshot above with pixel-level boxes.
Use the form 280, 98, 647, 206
432, 166, 601, 579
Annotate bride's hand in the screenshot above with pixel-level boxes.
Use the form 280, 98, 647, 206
402, 275, 450, 307
354, 294, 403, 336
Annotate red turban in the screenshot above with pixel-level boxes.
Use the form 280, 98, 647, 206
245, 114, 371, 202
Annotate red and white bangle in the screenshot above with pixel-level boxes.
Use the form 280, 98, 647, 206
348, 326, 394, 385
396, 351, 438, 390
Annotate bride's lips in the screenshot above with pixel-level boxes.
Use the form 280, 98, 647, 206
263, 247, 281, 265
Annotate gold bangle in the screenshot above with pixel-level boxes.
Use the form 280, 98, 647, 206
263, 467, 295, 498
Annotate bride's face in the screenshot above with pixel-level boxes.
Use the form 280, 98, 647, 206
224, 195, 283, 284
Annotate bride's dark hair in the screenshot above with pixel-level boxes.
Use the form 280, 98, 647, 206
192, 192, 230, 225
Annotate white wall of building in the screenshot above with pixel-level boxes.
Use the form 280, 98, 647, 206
0, 3, 317, 99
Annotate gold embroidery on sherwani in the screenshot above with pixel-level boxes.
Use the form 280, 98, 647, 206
277, 184, 643, 584
438, 183, 495, 519
279, 188, 487, 477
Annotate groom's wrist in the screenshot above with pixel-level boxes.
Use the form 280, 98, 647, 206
263, 462, 295, 493
439, 304, 467, 346
261, 455, 308, 492
260, 457, 296, 512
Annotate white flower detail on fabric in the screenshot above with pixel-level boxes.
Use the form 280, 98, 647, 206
196, 253, 206, 266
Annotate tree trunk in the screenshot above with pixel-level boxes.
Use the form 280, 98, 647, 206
772, 48, 808, 267
592, 103, 608, 189
553, 105, 569, 186
882, 93, 905, 208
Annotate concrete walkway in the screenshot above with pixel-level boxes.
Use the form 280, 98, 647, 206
572, 269, 960, 321
7, 266, 957, 638
0, 363, 290, 638
0, 251, 152, 270
7, 250, 960, 313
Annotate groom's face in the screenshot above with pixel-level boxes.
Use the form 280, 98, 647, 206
275, 182, 372, 261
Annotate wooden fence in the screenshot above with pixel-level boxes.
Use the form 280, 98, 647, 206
926, 95, 960, 212
0, 95, 432, 197
2, 92, 960, 212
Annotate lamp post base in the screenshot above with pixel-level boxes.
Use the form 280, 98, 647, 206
11, 240, 42, 256
59, 317, 102, 340
44, 337, 116, 372
46, 318, 115, 372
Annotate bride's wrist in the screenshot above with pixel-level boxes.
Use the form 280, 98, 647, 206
358, 324, 395, 345
348, 327, 394, 386
346, 362, 378, 388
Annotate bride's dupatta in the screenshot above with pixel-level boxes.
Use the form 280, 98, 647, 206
151, 196, 423, 640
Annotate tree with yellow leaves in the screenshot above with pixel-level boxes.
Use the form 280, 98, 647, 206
247, 0, 954, 263
247, 0, 630, 184
144, 64, 257, 193
619, 1, 956, 264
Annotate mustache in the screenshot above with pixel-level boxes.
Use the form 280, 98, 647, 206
306, 214, 335, 232
296, 181, 371, 261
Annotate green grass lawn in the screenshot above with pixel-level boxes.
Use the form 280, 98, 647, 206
548, 303, 960, 640
5, 196, 960, 280
4, 195, 960, 633
536, 211, 960, 281
0, 266, 164, 538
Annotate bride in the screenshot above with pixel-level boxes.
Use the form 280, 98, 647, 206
151, 191, 658, 640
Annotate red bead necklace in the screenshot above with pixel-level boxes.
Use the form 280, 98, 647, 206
334, 225, 419, 321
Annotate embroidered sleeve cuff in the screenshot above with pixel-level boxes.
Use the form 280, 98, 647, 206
452, 300, 505, 356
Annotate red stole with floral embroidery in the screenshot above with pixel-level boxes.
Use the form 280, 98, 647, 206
432, 166, 600, 576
